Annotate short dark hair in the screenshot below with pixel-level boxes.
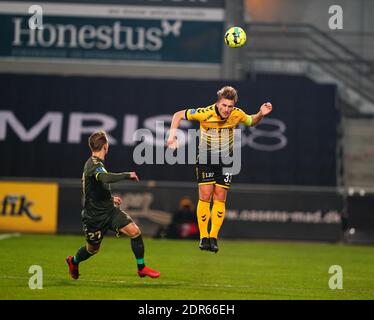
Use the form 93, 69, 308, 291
88, 131, 108, 152
217, 86, 238, 103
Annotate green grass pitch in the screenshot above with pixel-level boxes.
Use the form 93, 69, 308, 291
1, 234, 374, 300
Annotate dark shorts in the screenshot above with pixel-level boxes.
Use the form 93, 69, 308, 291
82, 207, 133, 245
196, 163, 233, 189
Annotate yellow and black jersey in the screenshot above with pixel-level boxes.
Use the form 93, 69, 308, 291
185, 104, 253, 161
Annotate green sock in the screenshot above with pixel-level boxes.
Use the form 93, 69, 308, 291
136, 258, 145, 271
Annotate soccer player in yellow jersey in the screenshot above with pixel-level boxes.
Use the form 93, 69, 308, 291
167, 86, 272, 252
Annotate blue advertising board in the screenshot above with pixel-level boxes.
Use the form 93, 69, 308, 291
0, 1, 225, 63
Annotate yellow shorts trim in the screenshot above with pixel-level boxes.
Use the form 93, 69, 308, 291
215, 183, 230, 189
198, 181, 216, 186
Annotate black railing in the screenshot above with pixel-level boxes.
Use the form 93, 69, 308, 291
243, 22, 374, 106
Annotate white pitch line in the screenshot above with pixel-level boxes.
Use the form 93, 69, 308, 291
0, 233, 21, 240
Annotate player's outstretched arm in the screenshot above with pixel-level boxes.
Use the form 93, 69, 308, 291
250, 102, 272, 126
167, 110, 186, 149
97, 171, 139, 183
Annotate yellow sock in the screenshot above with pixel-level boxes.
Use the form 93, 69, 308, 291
196, 200, 211, 239
209, 200, 225, 239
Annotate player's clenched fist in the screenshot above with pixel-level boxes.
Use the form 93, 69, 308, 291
113, 196, 122, 206
128, 172, 139, 182
260, 102, 272, 116
167, 136, 178, 149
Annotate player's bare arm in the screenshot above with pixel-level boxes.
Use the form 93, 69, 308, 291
250, 102, 273, 126
167, 109, 186, 149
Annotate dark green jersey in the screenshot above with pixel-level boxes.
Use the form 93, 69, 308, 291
82, 156, 115, 221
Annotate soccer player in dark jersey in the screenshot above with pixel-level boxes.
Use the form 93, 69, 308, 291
167, 86, 272, 253
66, 131, 160, 279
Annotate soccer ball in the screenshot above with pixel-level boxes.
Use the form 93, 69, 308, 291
224, 26, 247, 48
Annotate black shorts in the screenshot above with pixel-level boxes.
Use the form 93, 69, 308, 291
196, 163, 233, 189
82, 207, 133, 245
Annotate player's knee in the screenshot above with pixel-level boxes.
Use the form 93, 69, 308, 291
199, 190, 212, 202
87, 243, 100, 255
129, 225, 141, 238
199, 195, 211, 202
213, 193, 226, 202
120, 223, 141, 238
213, 188, 227, 202
199, 185, 214, 202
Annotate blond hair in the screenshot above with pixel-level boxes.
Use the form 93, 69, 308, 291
217, 86, 238, 103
